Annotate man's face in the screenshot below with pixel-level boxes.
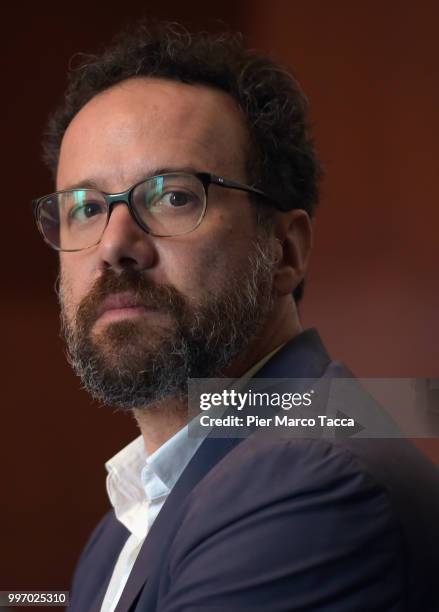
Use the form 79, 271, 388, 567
57, 78, 276, 409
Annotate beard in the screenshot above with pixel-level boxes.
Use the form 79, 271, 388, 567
59, 232, 276, 410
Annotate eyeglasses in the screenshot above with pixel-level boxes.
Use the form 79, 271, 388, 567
32, 172, 273, 252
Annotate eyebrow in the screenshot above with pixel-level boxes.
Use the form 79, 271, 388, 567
62, 166, 203, 192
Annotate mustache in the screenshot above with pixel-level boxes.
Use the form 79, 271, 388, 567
71, 269, 188, 331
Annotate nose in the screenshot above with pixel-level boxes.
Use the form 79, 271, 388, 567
97, 202, 156, 273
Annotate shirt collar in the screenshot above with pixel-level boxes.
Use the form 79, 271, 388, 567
141, 424, 205, 498
105, 425, 204, 538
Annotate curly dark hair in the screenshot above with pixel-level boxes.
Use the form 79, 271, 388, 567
42, 21, 322, 302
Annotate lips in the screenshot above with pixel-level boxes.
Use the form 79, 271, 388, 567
96, 292, 146, 319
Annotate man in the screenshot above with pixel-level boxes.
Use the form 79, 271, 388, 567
33, 21, 439, 611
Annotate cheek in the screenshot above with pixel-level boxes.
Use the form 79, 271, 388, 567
158, 222, 255, 299
59, 254, 94, 318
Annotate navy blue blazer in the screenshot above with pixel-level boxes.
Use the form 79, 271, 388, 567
69, 329, 439, 611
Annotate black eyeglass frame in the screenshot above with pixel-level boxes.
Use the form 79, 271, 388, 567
32, 172, 276, 252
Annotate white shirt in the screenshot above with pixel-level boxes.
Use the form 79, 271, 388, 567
100, 344, 285, 611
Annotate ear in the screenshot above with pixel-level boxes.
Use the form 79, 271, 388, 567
272, 209, 313, 297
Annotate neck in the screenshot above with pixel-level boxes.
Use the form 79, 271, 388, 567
133, 398, 188, 455
134, 296, 302, 454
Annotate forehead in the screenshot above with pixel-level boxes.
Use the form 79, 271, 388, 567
57, 77, 249, 191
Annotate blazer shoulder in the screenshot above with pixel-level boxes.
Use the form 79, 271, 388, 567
159, 437, 405, 611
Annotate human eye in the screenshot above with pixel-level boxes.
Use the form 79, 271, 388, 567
159, 190, 198, 208
66, 193, 105, 224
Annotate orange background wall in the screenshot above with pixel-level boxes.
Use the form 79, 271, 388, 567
1, 0, 437, 594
